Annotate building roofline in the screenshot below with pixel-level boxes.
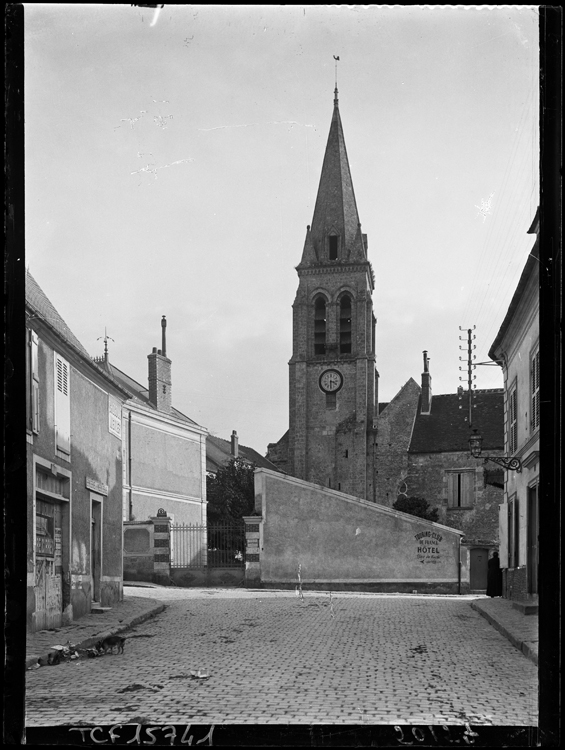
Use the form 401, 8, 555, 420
25, 302, 132, 400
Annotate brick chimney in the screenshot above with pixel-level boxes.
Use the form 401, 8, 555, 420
421, 350, 432, 415
148, 316, 172, 413
230, 430, 239, 458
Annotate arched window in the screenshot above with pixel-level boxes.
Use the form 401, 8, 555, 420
314, 297, 326, 355
339, 295, 352, 354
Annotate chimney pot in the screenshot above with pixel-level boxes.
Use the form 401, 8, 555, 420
230, 430, 239, 458
421, 351, 432, 414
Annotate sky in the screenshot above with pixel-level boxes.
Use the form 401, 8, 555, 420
24, 5, 539, 455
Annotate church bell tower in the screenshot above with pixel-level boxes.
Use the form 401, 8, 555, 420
288, 87, 378, 500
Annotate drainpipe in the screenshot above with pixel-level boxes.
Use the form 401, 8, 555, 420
458, 536, 462, 595
128, 411, 133, 521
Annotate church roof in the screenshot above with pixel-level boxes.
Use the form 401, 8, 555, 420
408, 390, 504, 454
299, 88, 366, 266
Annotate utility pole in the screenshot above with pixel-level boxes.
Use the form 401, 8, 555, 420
458, 326, 477, 426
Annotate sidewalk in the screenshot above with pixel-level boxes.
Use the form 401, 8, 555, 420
471, 597, 538, 665
26, 593, 166, 670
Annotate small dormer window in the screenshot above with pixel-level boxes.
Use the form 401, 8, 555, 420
329, 235, 339, 260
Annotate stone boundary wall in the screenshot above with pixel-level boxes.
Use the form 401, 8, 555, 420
249, 468, 468, 594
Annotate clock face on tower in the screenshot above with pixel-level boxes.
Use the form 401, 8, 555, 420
319, 369, 343, 393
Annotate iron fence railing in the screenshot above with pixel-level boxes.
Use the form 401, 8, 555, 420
170, 523, 245, 568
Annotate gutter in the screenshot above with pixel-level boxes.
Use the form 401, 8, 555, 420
458, 536, 462, 595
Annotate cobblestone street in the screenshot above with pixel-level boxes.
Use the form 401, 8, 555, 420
25, 588, 537, 727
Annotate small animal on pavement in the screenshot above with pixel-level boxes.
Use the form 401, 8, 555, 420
97, 635, 126, 654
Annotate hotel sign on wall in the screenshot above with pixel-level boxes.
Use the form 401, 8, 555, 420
414, 530, 442, 564
108, 396, 122, 439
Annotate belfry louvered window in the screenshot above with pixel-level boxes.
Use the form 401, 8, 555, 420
508, 384, 518, 455
530, 347, 540, 432
339, 295, 352, 354
55, 354, 71, 455
314, 297, 326, 355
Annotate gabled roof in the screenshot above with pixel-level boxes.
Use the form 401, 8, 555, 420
108, 363, 200, 427
206, 435, 280, 474
299, 88, 366, 266
489, 213, 540, 361
26, 272, 93, 360
25, 272, 131, 397
409, 390, 504, 454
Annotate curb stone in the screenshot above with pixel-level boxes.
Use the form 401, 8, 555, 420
470, 601, 538, 665
25, 603, 166, 670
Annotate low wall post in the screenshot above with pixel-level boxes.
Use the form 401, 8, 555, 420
243, 515, 262, 587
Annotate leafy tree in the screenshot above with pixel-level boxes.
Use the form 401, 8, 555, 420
393, 496, 439, 523
206, 457, 255, 524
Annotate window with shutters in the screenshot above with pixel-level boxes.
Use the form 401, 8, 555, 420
508, 383, 518, 454
31, 332, 40, 433
447, 470, 475, 508
27, 330, 40, 434
54, 354, 71, 457
530, 347, 540, 433
508, 494, 520, 568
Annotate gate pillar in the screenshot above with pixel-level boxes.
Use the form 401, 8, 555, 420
243, 515, 262, 587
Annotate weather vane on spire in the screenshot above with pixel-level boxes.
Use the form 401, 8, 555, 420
97, 328, 115, 364
333, 55, 340, 104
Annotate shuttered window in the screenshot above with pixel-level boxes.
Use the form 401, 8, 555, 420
530, 348, 540, 432
507, 495, 520, 568
31, 332, 40, 433
499, 502, 508, 567
54, 354, 71, 455
508, 384, 518, 455
447, 470, 475, 508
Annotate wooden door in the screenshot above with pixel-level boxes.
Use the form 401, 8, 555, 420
34, 499, 62, 630
91, 500, 102, 603
470, 547, 489, 590
527, 485, 538, 595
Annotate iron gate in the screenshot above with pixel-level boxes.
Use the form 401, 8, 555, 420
170, 523, 245, 568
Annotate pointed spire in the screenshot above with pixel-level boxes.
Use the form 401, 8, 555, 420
300, 87, 365, 266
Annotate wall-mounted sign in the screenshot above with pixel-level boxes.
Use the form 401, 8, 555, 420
109, 396, 122, 439
414, 530, 443, 565
86, 477, 108, 496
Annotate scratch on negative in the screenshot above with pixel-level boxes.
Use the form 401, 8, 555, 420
198, 121, 316, 132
